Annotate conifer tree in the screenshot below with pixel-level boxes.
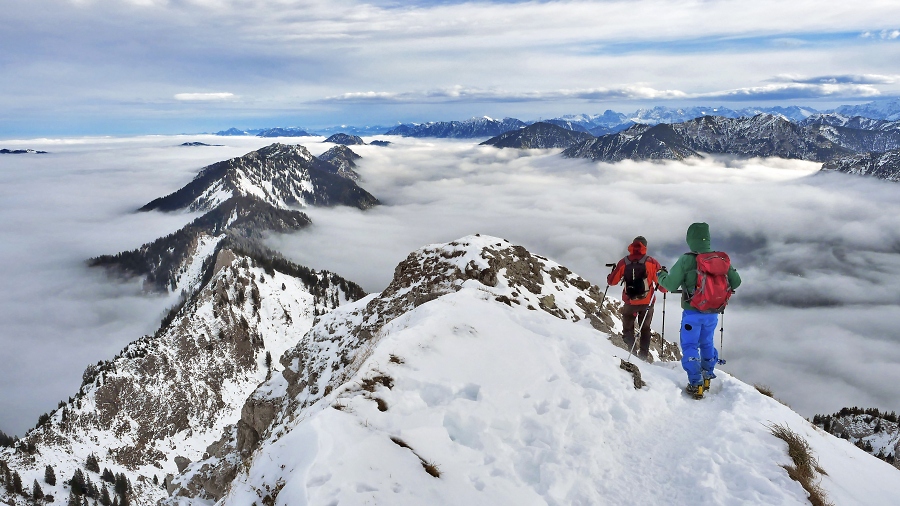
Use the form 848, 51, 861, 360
67, 489, 81, 506
101, 468, 114, 483
33, 479, 44, 500
12, 470, 23, 494
100, 485, 111, 506
70, 469, 86, 496
45, 464, 57, 485
86, 453, 100, 473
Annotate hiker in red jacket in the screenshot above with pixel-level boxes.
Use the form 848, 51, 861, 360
607, 236, 666, 360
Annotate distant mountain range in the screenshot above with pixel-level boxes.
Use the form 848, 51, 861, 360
384, 117, 527, 138
210, 99, 900, 141
478, 112, 900, 182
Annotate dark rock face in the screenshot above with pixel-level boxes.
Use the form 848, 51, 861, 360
140, 143, 379, 213
256, 127, 312, 138
563, 114, 852, 162
481, 122, 595, 149
318, 145, 362, 181
369, 140, 391, 146
822, 149, 900, 182
323, 133, 365, 145
180, 142, 221, 147
385, 117, 527, 138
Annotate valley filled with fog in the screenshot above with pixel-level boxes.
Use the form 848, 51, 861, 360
2, 135, 899, 435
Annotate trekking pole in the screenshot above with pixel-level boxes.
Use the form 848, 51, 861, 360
625, 310, 647, 363
600, 263, 616, 313
717, 310, 727, 365
660, 292, 666, 353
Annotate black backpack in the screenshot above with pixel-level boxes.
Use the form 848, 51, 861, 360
623, 257, 650, 300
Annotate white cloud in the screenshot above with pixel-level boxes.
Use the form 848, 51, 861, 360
174, 92, 235, 101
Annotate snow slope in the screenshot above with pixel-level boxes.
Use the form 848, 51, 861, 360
167, 236, 900, 505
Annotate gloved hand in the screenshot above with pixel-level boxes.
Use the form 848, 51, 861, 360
660, 265, 668, 273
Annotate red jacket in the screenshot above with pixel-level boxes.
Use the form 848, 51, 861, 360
606, 241, 666, 305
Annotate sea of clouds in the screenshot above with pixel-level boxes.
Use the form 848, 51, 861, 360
1, 134, 899, 434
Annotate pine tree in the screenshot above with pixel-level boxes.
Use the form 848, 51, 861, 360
67, 489, 81, 506
45, 464, 57, 485
100, 485, 111, 506
33, 479, 44, 500
70, 469, 86, 496
12, 470, 23, 494
101, 468, 114, 483
86, 453, 100, 473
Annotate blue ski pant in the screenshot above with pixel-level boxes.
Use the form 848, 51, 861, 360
680, 310, 719, 386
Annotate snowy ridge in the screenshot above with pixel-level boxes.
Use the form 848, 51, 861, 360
163, 236, 682, 504
140, 143, 378, 213
168, 236, 899, 505
0, 249, 365, 506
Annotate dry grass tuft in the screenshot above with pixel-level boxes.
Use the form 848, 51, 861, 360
374, 397, 388, 412
768, 423, 833, 506
390, 436, 411, 449
755, 384, 774, 397
389, 354, 405, 364
422, 461, 441, 478
389, 436, 441, 478
360, 374, 394, 392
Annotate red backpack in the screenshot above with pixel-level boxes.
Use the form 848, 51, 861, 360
689, 252, 732, 313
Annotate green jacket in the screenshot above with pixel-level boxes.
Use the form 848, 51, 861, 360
658, 222, 742, 310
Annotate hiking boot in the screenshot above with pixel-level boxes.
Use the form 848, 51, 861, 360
685, 383, 705, 399
702, 372, 716, 391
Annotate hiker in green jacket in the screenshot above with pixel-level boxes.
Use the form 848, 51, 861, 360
658, 223, 741, 397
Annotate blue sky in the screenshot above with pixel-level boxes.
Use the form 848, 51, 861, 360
3, 0, 900, 136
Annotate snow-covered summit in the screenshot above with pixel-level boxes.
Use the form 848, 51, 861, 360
159, 236, 900, 505
140, 143, 378, 213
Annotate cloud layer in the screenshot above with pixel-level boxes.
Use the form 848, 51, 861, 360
2, 133, 899, 438
269, 138, 900, 421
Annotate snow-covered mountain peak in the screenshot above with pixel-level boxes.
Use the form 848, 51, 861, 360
140, 143, 378, 213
